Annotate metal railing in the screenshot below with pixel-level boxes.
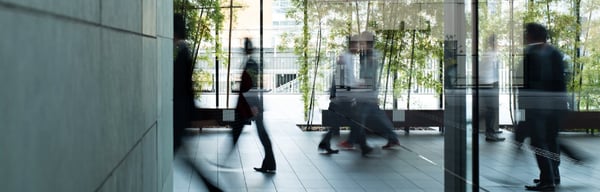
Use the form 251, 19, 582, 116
194, 53, 444, 95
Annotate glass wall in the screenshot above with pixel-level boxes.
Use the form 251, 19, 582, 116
475, 0, 600, 191
177, 0, 600, 191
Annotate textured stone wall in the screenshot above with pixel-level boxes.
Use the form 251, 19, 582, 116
0, 0, 173, 191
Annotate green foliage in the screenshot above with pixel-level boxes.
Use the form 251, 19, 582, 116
578, 50, 600, 110
282, 1, 444, 115
286, 0, 348, 119
175, 0, 246, 100
519, 0, 600, 110
192, 69, 214, 97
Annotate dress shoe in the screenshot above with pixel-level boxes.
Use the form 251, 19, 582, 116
318, 143, 339, 154
534, 179, 560, 185
525, 183, 555, 191
253, 167, 276, 174
485, 135, 505, 142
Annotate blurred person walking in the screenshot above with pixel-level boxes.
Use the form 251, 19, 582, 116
318, 35, 361, 154
228, 38, 276, 173
335, 32, 401, 155
479, 35, 505, 142
354, 31, 401, 150
172, 13, 222, 192
518, 22, 566, 191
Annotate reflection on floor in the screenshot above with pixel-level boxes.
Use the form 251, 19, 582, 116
175, 95, 600, 192
174, 127, 599, 192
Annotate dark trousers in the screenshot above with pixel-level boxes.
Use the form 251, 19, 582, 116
528, 109, 563, 185
352, 101, 399, 144
319, 100, 350, 148
479, 83, 499, 135
320, 100, 371, 151
231, 111, 276, 170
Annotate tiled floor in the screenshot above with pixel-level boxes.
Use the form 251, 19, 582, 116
174, 95, 600, 192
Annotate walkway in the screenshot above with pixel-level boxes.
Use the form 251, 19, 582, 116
175, 95, 600, 192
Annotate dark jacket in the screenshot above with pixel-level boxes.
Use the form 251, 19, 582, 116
173, 40, 195, 151
522, 43, 566, 92
173, 41, 195, 128
515, 43, 568, 141
236, 58, 259, 120
518, 43, 568, 111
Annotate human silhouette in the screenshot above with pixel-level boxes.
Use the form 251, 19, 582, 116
229, 38, 276, 173
172, 13, 222, 192
518, 22, 566, 191
318, 35, 360, 154
479, 34, 505, 142
333, 32, 400, 156
356, 31, 401, 150
338, 32, 400, 151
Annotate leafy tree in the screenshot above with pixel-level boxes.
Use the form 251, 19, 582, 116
577, 0, 600, 110
280, 1, 444, 118
283, 0, 355, 120
174, 0, 245, 100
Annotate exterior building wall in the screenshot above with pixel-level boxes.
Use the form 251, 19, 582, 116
221, 0, 274, 48
0, 0, 173, 191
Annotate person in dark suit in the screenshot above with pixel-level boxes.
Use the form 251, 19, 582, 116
172, 14, 222, 192
229, 38, 276, 173
173, 14, 194, 154
519, 22, 567, 191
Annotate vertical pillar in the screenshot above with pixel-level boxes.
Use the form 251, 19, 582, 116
444, 0, 470, 191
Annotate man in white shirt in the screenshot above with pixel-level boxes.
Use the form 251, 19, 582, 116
479, 35, 505, 141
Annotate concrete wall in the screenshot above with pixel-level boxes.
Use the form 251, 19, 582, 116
0, 0, 173, 191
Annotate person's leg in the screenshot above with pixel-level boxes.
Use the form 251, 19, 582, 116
231, 122, 245, 146
319, 125, 339, 154
529, 110, 556, 185
228, 113, 248, 158
364, 106, 400, 148
346, 124, 359, 144
548, 110, 565, 183
531, 136, 555, 185
349, 117, 372, 156
480, 88, 493, 135
352, 102, 372, 155
254, 112, 276, 172
491, 84, 500, 133
515, 120, 530, 145
335, 100, 357, 148
483, 87, 504, 141
375, 110, 399, 143
481, 88, 494, 135
320, 128, 335, 147
484, 106, 495, 135
230, 113, 250, 151
319, 102, 340, 153
319, 127, 340, 154
356, 124, 372, 156
548, 136, 560, 184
